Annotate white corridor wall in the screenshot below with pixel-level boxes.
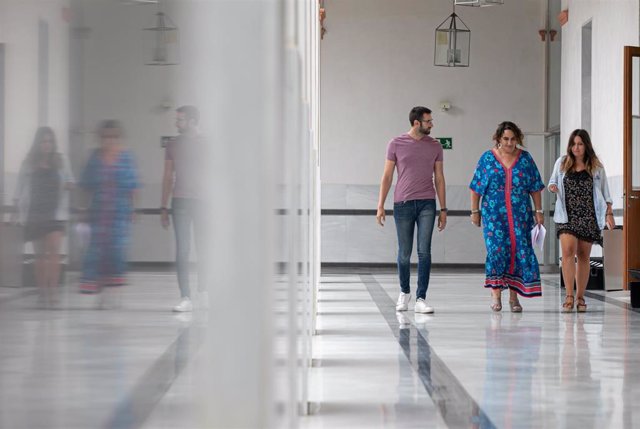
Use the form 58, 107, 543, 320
560, 0, 639, 211
320, 0, 546, 264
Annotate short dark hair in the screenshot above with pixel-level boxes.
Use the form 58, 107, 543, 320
409, 106, 432, 126
176, 105, 200, 124
493, 121, 525, 147
97, 119, 124, 137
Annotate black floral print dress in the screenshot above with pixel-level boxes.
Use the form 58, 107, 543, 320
556, 170, 602, 245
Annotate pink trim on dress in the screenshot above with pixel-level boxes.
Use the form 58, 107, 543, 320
491, 149, 523, 275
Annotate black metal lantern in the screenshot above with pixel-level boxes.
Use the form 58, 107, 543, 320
434, 5, 470, 67
455, 0, 504, 7
143, 6, 179, 65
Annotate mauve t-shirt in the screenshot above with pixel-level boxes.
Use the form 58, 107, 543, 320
165, 134, 205, 199
386, 133, 443, 203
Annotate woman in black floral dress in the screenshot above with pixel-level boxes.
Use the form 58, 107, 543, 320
548, 129, 614, 313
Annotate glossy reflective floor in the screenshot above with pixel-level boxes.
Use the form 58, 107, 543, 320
1, 270, 640, 428
0, 272, 206, 429
301, 271, 640, 429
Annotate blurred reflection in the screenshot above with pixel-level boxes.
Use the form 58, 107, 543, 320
161, 105, 210, 313
78, 120, 140, 307
622, 317, 640, 428
560, 314, 599, 428
480, 314, 541, 428
12, 127, 74, 307
396, 312, 431, 425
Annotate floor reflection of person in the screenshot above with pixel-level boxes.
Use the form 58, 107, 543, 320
560, 314, 600, 428
480, 314, 541, 428
395, 314, 434, 425
78, 120, 139, 300
13, 127, 74, 307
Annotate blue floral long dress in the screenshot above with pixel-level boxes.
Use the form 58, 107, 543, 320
79, 149, 139, 292
469, 149, 545, 297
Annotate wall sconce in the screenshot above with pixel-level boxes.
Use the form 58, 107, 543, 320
538, 29, 558, 42
319, 8, 327, 39
558, 9, 569, 26
440, 102, 451, 112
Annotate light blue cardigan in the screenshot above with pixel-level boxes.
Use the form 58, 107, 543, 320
548, 156, 612, 230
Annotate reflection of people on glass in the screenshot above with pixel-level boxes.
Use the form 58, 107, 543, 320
549, 129, 614, 313
79, 121, 139, 298
13, 127, 74, 306
469, 122, 545, 313
161, 105, 209, 313
480, 315, 541, 428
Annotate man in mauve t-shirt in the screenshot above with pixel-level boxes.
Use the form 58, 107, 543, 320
161, 105, 209, 312
376, 106, 448, 314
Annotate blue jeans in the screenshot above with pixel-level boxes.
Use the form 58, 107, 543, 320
172, 197, 208, 298
393, 199, 436, 300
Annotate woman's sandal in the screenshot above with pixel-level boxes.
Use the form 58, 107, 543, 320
490, 296, 502, 312
576, 297, 587, 313
509, 298, 523, 313
562, 295, 574, 313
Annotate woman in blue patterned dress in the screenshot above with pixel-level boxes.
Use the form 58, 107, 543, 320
79, 120, 139, 295
469, 122, 545, 312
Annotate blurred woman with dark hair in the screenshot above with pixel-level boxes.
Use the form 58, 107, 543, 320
13, 127, 74, 306
79, 120, 139, 302
549, 129, 614, 313
470, 121, 545, 313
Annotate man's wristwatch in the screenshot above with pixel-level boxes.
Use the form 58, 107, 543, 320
440, 208, 448, 213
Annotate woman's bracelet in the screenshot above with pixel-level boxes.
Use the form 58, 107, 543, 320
470, 209, 480, 214
606, 213, 614, 217
535, 209, 544, 214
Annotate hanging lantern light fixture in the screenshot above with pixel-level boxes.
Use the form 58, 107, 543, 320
143, 2, 179, 65
434, 2, 470, 67
455, 0, 504, 7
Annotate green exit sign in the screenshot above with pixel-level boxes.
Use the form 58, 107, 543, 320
437, 137, 453, 149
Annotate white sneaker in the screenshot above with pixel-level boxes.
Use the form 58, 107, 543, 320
414, 313, 433, 324
173, 297, 193, 312
414, 298, 434, 314
396, 292, 411, 311
396, 312, 411, 327
198, 291, 209, 310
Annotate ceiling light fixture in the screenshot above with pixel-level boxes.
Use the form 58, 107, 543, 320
455, 0, 504, 7
143, 1, 179, 65
434, 2, 470, 67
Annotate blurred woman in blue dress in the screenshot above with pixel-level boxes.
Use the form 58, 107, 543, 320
79, 120, 139, 296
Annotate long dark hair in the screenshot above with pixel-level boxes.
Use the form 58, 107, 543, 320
25, 126, 61, 170
492, 121, 525, 148
561, 129, 601, 175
